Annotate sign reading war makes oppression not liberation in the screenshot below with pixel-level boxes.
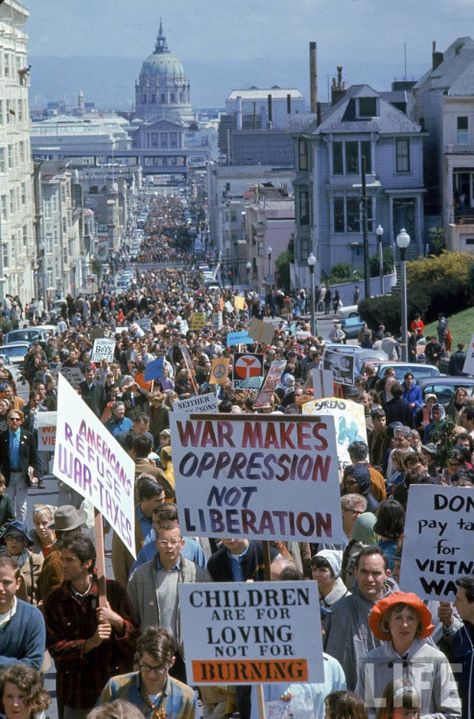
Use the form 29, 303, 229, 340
399, 484, 474, 601
179, 581, 324, 685
53, 374, 136, 556
170, 413, 344, 543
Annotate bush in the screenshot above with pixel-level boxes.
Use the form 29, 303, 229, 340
330, 262, 353, 282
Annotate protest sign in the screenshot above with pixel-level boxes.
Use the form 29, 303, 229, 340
248, 318, 275, 346
311, 369, 334, 399
91, 338, 116, 363
233, 353, 265, 389
462, 333, 474, 375
59, 365, 84, 389
322, 349, 355, 386
170, 413, 344, 543
234, 295, 246, 311
191, 312, 207, 330
254, 360, 287, 408
36, 411, 57, 451
53, 374, 136, 557
226, 331, 254, 347
174, 392, 218, 415
212, 311, 223, 330
399, 485, 474, 601
225, 301, 234, 313
179, 581, 324, 685
209, 357, 230, 385
144, 356, 164, 382
302, 397, 367, 469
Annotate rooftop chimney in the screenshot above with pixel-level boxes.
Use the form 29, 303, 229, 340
331, 65, 346, 105
432, 40, 444, 71
310, 42, 318, 114
287, 93, 292, 115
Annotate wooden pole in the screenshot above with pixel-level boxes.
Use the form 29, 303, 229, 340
94, 510, 108, 608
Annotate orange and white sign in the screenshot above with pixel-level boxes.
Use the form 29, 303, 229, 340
179, 581, 324, 685
233, 352, 264, 388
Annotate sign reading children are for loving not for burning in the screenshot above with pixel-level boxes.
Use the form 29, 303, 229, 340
170, 413, 344, 544
53, 374, 136, 556
400, 484, 474, 601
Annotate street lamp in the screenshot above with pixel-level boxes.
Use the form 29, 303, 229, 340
307, 252, 317, 337
376, 224, 384, 296
246, 260, 252, 287
267, 246, 273, 286
396, 228, 411, 362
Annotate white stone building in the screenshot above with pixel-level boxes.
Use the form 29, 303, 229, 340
0, 1, 36, 305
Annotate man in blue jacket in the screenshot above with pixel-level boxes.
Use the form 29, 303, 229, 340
0, 556, 45, 670
401, 371, 423, 418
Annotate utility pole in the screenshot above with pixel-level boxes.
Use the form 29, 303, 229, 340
361, 156, 370, 299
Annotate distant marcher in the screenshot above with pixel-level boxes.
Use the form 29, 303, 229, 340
448, 343, 467, 376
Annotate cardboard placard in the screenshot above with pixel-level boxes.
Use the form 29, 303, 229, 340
91, 338, 116, 363
322, 349, 355, 387
232, 352, 265, 389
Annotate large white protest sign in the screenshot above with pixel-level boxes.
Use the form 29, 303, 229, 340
179, 581, 324, 685
36, 411, 57, 451
91, 338, 116, 363
302, 397, 367, 469
53, 374, 136, 556
311, 369, 334, 399
400, 485, 474, 601
174, 392, 218, 415
170, 413, 344, 544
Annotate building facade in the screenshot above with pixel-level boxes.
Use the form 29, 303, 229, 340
0, 0, 36, 305
291, 85, 425, 289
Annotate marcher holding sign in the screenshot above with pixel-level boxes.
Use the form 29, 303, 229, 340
91, 338, 116, 363
170, 413, 345, 544
400, 485, 474, 601
53, 374, 136, 557
179, 581, 324, 685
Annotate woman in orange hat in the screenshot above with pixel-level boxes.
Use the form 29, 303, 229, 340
355, 591, 461, 719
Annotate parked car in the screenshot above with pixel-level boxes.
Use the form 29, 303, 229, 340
418, 376, 474, 407
0, 342, 30, 365
4, 325, 57, 345
340, 315, 366, 339
373, 361, 441, 383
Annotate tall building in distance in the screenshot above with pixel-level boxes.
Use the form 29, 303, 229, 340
0, 0, 36, 305
134, 19, 193, 125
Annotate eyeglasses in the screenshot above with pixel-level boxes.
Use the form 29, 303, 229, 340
157, 539, 182, 547
8, 417, 21, 422
139, 662, 169, 674
5, 534, 24, 542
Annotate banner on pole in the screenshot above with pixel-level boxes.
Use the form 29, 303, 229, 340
254, 360, 287, 408
170, 413, 344, 543
179, 581, 324, 685
399, 485, 474, 601
53, 374, 136, 557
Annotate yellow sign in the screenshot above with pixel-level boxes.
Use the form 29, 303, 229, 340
191, 312, 207, 330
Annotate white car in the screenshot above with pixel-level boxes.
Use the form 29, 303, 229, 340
0, 342, 30, 365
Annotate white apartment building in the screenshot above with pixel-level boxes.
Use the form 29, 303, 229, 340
0, 1, 36, 305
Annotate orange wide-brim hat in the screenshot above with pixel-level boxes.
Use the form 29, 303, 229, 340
369, 591, 435, 641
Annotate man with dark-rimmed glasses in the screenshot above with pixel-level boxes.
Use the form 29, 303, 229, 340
98, 626, 197, 718
0, 409, 40, 520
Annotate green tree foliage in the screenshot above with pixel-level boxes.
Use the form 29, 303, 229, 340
428, 226, 445, 255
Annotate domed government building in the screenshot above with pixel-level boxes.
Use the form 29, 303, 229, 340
135, 19, 194, 125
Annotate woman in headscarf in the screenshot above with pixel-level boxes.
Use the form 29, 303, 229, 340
356, 592, 461, 719
423, 402, 446, 443
341, 464, 379, 512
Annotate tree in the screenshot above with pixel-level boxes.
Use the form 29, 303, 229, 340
428, 226, 445, 255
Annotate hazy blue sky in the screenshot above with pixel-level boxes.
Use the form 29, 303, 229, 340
24, 0, 474, 106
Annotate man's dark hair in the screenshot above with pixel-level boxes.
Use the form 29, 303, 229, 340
134, 413, 150, 426
152, 502, 178, 522
463, 406, 474, 423
136, 626, 176, 664
354, 545, 387, 570
348, 441, 368, 462
390, 381, 403, 398
218, 399, 233, 413
133, 434, 153, 458
404, 451, 426, 467
61, 534, 96, 569
456, 576, 474, 602
280, 565, 304, 581
138, 476, 164, 502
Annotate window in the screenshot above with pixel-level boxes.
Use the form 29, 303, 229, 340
361, 141, 372, 173
298, 139, 308, 170
333, 196, 373, 233
396, 138, 410, 173
161, 94, 166, 104
299, 190, 310, 225
358, 97, 377, 118
0, 100, 3, 125
345, 142, 359, 173
333, 142, 343, 174
170, 132, 178, 148
457, 116, 469, 145
19, 141, 24, 163
160, 133, 168, 148
0, 196, 7, 221
18, 99, 23, 121
170, 93, 175, 103
4, 54, 10, 77
0, 148, 5, 174
22, 225, 27, 246
21, 182, 26, 205
150, 133, 159, 148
